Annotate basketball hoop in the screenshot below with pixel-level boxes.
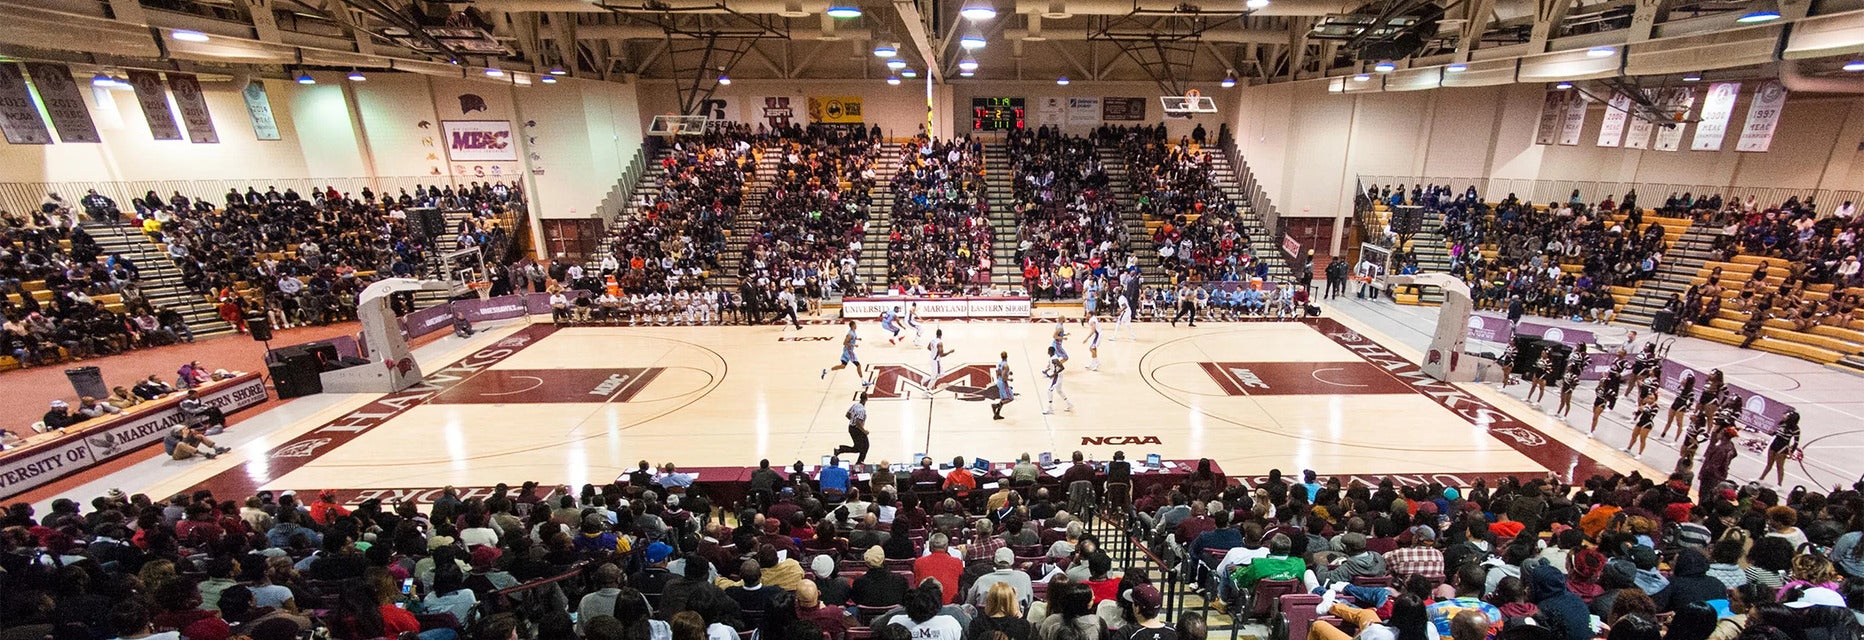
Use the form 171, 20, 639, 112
1160, 90, 1218, 116
648, 114, 712, 137
465, 280, 492, 301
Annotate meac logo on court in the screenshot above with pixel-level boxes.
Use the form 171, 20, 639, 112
867, 364, 998, 401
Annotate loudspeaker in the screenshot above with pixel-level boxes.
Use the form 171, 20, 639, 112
269, 353, 324, 399
248, 315, 272, 342
414, 208, 447, 239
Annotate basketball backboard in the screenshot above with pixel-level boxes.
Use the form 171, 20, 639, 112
648, 114, 711, 136
1161, 95, 1219, 115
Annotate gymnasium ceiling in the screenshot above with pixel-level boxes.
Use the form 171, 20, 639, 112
4, 0, 1864, 101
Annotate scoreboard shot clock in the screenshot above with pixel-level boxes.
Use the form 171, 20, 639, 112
973, 97, 1025, 131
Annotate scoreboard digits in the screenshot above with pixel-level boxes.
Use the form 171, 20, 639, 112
972, 97, 1025, 131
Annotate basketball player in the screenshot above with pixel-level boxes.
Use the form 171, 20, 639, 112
927, 329, 954, 392
1043, 346, 1074, 415
1116, 291, 1136, 340
904, 303, 924, 346
834, 391, 871, 465
990, 351, 1014, 420
1050, 323, 1069, 364
776, 286, 802, 330
882, 306, 903, 344
823, 320, 863, 378
1083, 314, 1102, 371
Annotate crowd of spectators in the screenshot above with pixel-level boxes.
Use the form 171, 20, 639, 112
1108, 126, 1273, 285
3, 452, 1861, 640
1005, 127, 1128, 301
740, 126, 882, 302
1, 356, 240, 448
1657, 196, 1863, 341
601, 127, 754, 297
1369, 184, 1665, 324
886, 136, 992, 294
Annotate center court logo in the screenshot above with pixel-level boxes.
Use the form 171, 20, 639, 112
867, 364, 998, 401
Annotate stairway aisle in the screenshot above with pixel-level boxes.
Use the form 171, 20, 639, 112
1098, 146, 1167, 288
713, 146, 781, 290
80, 221, 235, 338
854, 143, 900, 291
982, 143, 1021, 289
1616, 220, 1718, 327
1206, 149, 1294, 285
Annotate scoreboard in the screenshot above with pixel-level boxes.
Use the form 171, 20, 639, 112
972, 97, 1025, 131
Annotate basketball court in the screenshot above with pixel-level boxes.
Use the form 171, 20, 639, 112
93, 307, 1653, 507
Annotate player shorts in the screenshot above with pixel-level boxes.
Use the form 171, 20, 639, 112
841, 348, 857, 365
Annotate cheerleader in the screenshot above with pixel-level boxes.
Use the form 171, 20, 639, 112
1526, 350, 1554, 406
1589, 364, 1623, 434
1674, 407, 1711, 476
1628, 392, 1659, 455
1497, 341, 1519, 388
1556, 344, 1587, 418
1660, 373, 1697, 439
1758, 410, 1801, 486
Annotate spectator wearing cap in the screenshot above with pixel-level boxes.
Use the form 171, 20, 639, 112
1384, 525, 1445, 581
1782, 586, 1854, 639
632, 542, 677, 601
1624, 545, 1669, 594
465, 545, 517, 593
811, 555, 851, 607
915, 533, 965, 604
968, 547, 1033, 609
852, 545, 909, 608
576, 514, 630, 555
1117, 584, 1174, 640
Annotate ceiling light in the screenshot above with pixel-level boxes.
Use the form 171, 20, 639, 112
1555, 81, 1573, 89
960, 69, 975, 77
1353, 73, 1370, 82
348, 70, 366, 82
296, 72, 315, 84
886, 76, 901, 85
1245, 0, 1270, 8
826, 6, 863, 18
1056, 76, 1069, 85
1221, 74, 1236, 88
960, 34, 987, 49
1586, 46, 1616, 58
902, 69, 917, 78
886, 58, 907, 70
1374, 60, 1396, 73
541, 75, 558, 83
170, 29, 209, 42
1446, 63, 1468, 72
717, 74, 731, 85
873, 44, 897, 58
960, 2, 998, 20
1736, 10, 1781, 23
959, 57, 979, 71
1845, 60, 1864, 72
485, 67, 504, 77
1682, 72, 1702, 81
548, 67, 567, 75
91, 72, 115, 87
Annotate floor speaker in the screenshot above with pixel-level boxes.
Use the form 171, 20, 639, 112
270, 354, 324, 399
249, 316, 272, 342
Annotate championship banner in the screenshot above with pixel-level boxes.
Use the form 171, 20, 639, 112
440, 120, 517, 161
1102, 97, 1147, 121
807, 96, 864, 124
1557, 93, 1588, 146
1534, 91, 1564, 145
1689, 81, 1740, 151
1652, 89, 1693, 151
1596, 93, 1631, 148
1067, 97, 1100, 126
164, 73, 218, 143
0, 64, 52, 144
126, 70, 181, 140
24, 62, 100, 143
1034, 97, 1065, 127
241, 80, 281, 141
1736, 81, 1786, 153
1623, 99, 1654, 150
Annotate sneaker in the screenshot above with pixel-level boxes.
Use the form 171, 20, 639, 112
820, 369, 827, 379
861, 380, 873, 388
202, 451, 218, 459
215, 446, 230, 454
1316, 588, 1339, 614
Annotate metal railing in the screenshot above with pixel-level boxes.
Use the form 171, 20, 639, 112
0, 176, 473, 218
1086, 504, 1193, 624
1357, 175, 1864, 215
1219, 129, 1294, 268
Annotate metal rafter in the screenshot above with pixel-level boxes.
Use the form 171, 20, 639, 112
1087, 11, 1248, 95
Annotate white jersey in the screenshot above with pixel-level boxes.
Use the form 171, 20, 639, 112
1118, 294, 1132, 318
905, 307, 921, 327
1087, 316, 1101, 347
928, 338, 945, 375
1047, 355, 1066, 387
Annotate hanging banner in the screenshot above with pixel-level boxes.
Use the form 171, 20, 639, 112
1534, 91, 1564, 145
1597, 93, 1631, 148
441, 120, 518, 161
1067, 97, 1100, 126
1736, 81, 1787, 153
165, 73, 218, 143
1102, 97, 1147, 121
0, 64, 52, 145
1558, 93, 1588, 145
1034, 96, 1065, 127
125, 70, 181, 140
1653, 88, 1694, 151
807, 96, 864, 124
241, 80, 280, 141
24, 62, 100, 143
1623, 103, 1654, 149
1689, 81, 1740, 151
